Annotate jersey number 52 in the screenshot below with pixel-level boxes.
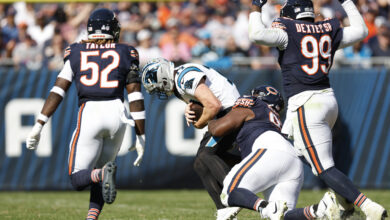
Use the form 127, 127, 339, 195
80, 50, 119, 88
301, 35, 332, 75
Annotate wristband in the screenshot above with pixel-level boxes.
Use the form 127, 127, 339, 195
50, 86, 66, 97
37, 113, 49, 123
130, 111, 145, 120
128, 92, 144, 102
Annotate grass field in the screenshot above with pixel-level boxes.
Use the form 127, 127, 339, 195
0, 189, 389, 219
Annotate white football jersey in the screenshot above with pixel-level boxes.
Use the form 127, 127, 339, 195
174, 63, 240, 110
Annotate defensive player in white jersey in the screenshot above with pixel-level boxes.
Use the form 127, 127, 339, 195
141, 58, 241, 220
209, 85, 340, 220
249, 0, 387, 219
25, 8, 146, 220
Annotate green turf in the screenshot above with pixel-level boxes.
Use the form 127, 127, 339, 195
0, 189, 389, 219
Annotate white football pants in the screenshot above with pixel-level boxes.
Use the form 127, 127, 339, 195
68, 99, 126, 175
221, 131, 304, 210
283, 89, 338, 176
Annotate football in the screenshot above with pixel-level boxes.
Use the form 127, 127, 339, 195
190, 102, 203, 121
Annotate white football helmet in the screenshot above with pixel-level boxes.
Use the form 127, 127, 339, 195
141, 58, 175, 99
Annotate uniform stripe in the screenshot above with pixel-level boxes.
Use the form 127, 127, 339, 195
354, 193, 367, 207
304, 206, 313, 219
298, 106, 324, 174
177, 67, 202, 89
205, 136, 220, 147
253, 198, 262, 211
228, 149, 266, 193
68, 103, 85, 175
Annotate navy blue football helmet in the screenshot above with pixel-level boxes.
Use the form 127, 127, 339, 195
280, 0, 315, 20
251, 85, 284, 113
87, 8, 121, 42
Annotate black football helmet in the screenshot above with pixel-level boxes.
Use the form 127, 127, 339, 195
280, 0, 315, 20
87, 8, 121, 42
251, 85, 284, 113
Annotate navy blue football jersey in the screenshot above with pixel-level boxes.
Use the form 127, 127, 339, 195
64, 42, 140, 106
274, 17, 343, 99
234, 96, 282, 158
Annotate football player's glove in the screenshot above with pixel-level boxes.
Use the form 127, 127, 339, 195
129, 134, 145, 166
26, 123, 43, 150
252, 0, 267, 8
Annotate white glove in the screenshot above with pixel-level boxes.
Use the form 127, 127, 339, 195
26, 123, 43, 150
129, 134, 145, 166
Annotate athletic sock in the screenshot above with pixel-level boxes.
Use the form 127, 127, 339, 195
227, 188, 263, 211
87, 183, 104, 219
319, 167, 361, 203
86, 208, 100, 220
354, 193, 369, 208
284, 206, 316, 220
91, 169, 102, 183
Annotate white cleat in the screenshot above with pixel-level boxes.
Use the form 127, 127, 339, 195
260, 200, 287, 220
316, 191, 341, 220
216, 207, 242, 220
361, 199, 388, 220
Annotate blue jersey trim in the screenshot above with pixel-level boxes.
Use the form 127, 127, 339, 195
206, 136, 220, 147
177, 67, 202, 89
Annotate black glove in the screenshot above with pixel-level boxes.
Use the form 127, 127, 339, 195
252, 0, 267, 8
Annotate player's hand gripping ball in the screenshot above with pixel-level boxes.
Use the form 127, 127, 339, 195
185, 101, 203, 125
190, 102, 203, 122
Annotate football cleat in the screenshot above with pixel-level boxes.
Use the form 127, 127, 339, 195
102, 161, 117, 204
216, 207, 242, 220
260, 200, 287, 220
316, 191, 341, 220
361, 199, 388, 220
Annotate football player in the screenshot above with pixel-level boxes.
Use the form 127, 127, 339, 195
249, 0, 387, 219
209, 85, 339, 220
25, 8, 146, 220
141, 58, 241, 220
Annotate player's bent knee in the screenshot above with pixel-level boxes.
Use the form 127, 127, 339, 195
220, 192, 229, 207
193, 156, 208, 175
69, 172, 89, 191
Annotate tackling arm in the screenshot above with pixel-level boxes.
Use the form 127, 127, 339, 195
193, 78, 221, 129
338, 0, 368, 49
248, 6, 288, 48
208, 108, 254, 137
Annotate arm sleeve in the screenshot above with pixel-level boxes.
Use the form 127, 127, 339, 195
248, 12, 289, 50
57, 60, 73, 82
339, 0, 369, 49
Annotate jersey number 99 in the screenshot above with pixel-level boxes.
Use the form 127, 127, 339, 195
300, 35, 332, 75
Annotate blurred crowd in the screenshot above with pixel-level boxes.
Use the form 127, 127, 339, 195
0, 0, 389, 71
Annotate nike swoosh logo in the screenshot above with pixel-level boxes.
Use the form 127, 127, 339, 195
273, 203, 277, 214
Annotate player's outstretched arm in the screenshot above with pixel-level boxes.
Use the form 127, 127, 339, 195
208, 108, 253, 137
248, 2, 288, 48
126, 82, 146, 167
193, 79, 221, 129
338, 0, 368, 49
26, 76, 71, 150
